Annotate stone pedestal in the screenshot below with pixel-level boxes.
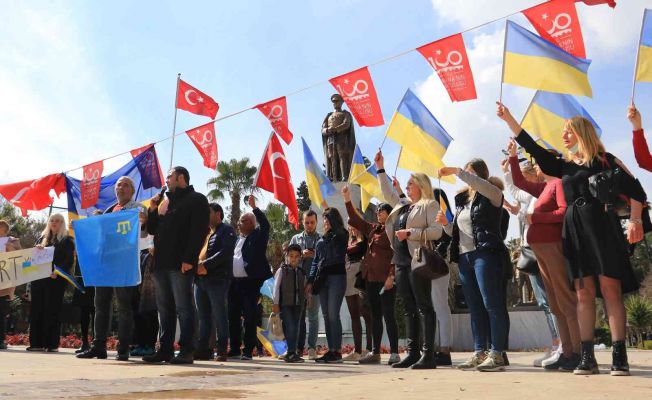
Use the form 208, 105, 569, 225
311, 182, 361, 232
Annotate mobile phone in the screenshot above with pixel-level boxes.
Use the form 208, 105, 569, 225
501, 149, 509, 156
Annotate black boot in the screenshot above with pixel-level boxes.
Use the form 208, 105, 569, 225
610, 340, 630, 376
573, 341, 599, 375
410, 311, 436, 369
410, 350, 437, 369
76, 345, 107, 359
75, 342, 90, 354
392, 312, 421, 369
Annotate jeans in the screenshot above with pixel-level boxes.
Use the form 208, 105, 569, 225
395, 264, 435, 353
458, 249, 509, 352
366, 281, 399, 354
29, 278, 66, 349
529, 273, 559, 342
319, 274, 347, 351
194, 278, 230, 354
301, 294, 320, 351
281, 305, 305, 354
93, 286, 135, 352
228, 278, 263, 356
153, 268, 195, 354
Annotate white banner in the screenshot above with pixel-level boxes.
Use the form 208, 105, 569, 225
0, 247, 54, 290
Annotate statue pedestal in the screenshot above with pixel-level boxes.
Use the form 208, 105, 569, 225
311, 182, 360, 233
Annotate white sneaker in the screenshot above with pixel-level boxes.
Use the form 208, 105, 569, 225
533, 349, 552, 367
342, 352, 362, 362
277, 352, 287, 360
308, 348, 318, 360
388, 353, 401, 365
541, 347, 562, 367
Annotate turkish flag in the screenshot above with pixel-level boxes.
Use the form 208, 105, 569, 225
131, 143, 164, 189
255, 96, 293, 145
524, 0, 586, 58
81, 161, 104, 209
254, 133, 299, 229
417, 34, 477, 102
186, 121, 218, 170
576, 0, 616, 7
329, 67, 384, 127
0, 173, 66, 216
176, 79, 220, 119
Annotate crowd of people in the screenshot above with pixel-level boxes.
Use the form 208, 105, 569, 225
1, 104, 651, 377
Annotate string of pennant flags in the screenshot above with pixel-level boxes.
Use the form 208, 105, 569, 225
4, 0, 652, 229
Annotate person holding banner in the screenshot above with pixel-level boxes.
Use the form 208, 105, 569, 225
143, 166, 209, 364
497, 102, 646, 376
27, 214, 75, 352
77, 176, 146, 361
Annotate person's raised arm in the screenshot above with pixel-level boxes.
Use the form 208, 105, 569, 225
439, 167, 503, 207
342, 185, 373, 237
375, 150, 402, 207
629, 105, 652, 172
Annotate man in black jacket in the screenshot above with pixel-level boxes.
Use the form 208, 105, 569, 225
143, 166, 209, 364
194, 203, 236, 362
228, 195, 272, 360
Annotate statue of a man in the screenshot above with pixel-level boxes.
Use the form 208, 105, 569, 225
321, 94, 356, 182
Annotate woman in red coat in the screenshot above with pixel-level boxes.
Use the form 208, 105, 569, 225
629, 106, 652, 171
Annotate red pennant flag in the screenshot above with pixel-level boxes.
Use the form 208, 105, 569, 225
130, 143, 165, 188
329, 67, 384, 127
176, 79, 220, 119
524, 0, 586, 58
255, 97, 293, 145
576, 0, 616, 7
254, 133, 299, 229
81, 161, 104, 209
417, 34, 477, 102
186, 122, 218, 170
0, 173, 66, 216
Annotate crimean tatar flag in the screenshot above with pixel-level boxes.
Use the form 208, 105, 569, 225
386, 89, 455, 184
635, 9, 652, 83
502, 20, 592, 97
349, 145, 386, 212
521, 90, 601, 154
301, 137, 336, 208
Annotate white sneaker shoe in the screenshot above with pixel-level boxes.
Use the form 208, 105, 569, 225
541, 347, 562, 368
342, 352, 362, 362
533, 349, 552, 367
308, 348, 318, 360
388, 353, 401, 365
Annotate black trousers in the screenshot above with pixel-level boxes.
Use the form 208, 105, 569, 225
0, 295, 10, 343
29, 278, 66, 349
133, 310, 159, 348
395, 265, 436, 353
366, 281, 399, 354
228, 278, 263, 356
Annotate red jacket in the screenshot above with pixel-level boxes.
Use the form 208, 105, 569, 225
633, 129, 652, 172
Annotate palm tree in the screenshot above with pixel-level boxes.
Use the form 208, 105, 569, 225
625, 295, 652, 347
206, 158, 259, 228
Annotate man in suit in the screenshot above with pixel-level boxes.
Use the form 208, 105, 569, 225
228, 195, 272, 360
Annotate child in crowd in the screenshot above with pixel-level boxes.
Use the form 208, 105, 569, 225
272, 244, 306, 363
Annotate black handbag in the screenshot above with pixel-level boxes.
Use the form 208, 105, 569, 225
588, 155, 631, 217
354, 271, 366, 291
516, 222, 539, 275
410, 205, 449, 280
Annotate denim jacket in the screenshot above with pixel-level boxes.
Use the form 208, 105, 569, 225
308, 229, 348, 282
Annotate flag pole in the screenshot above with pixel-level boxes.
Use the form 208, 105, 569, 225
631, 11, 647, 105
499, 20, 509, 103
394, 147, 402, 177
169, 73, 181, 170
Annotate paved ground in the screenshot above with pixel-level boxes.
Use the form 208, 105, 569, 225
0, 346, 650, 399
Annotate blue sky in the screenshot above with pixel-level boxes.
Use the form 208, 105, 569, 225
2, 0, 652, 239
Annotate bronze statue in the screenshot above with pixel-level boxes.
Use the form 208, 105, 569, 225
321, 94, 356, 182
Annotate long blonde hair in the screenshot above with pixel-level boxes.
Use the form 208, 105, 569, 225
41, 213, 68, 246
409, 173, 434, 203
565, 116, 605, 166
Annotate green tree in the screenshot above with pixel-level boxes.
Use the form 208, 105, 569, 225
264, 203, 298, 270
0, 201, 47, 248
625, 295, 652, 347
296, 181, 311, 214
206, 158, 259, 229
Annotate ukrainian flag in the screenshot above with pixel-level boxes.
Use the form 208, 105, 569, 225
301, 137, 336, 208
386, 89, 455, 184
521, 90, 601, 154
636, 9, 652, 83
438, 192, 453, 224
349, 145, 386, 212
503, 20, 592, 97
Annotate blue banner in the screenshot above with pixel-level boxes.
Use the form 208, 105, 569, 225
74, 209, 141, 287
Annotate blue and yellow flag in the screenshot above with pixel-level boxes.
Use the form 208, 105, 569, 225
503, 20, 592, 97
73, 209, 141, 287
636, 9, 652, 83
521, 90, 601, 154
386, 89, 455, 184
54, 265, 85, 293
349, 145, 386, 212
438, 192, 453, 224
301, 137, 336, 208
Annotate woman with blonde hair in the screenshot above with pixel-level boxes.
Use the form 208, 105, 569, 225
375, 150, 446, 369
27, 213, 75, 352
498, 102, 646, 376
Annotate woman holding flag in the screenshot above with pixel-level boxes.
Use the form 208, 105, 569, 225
497, 101, 646, 376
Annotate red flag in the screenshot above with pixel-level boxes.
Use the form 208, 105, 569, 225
255, 96, 293, 145
81, 161, 104, 209
0, 173, 66, 216
417, 34, 477, 102
186, 122, 218, 170
524, 0, 586, 58
576, 0, 616, 7
254, 133, 299, 229
176, 79, 220, 119
329, 67, 384, 127
130, 143, 165, 188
